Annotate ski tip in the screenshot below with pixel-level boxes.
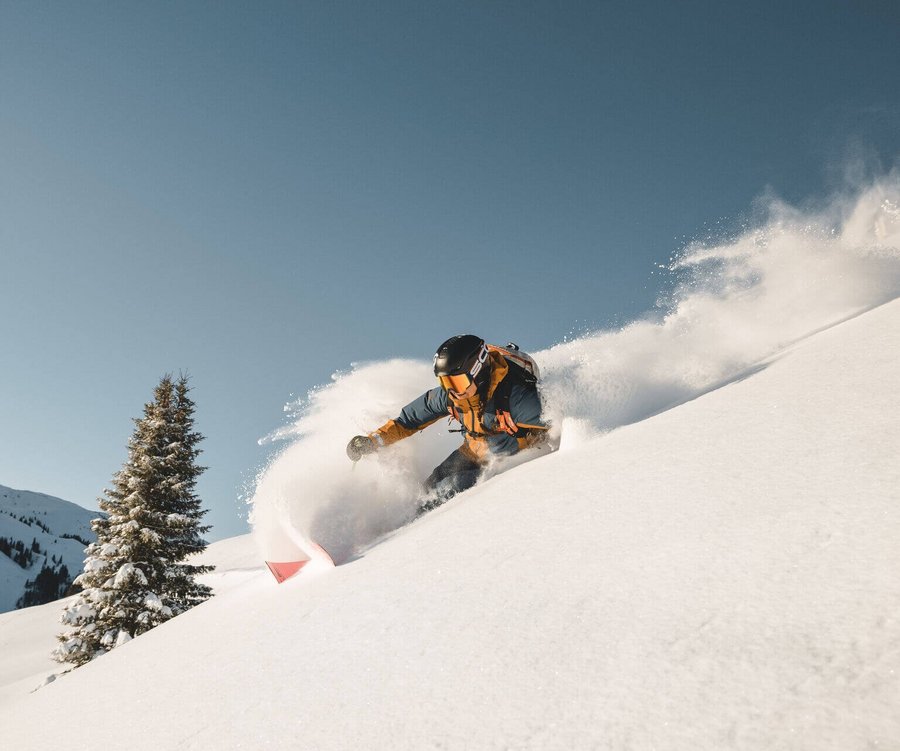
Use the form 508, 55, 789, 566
265, 560, 309, 584
265, 542, 335, 583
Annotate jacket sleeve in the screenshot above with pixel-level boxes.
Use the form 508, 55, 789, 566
369, 387, 449, 447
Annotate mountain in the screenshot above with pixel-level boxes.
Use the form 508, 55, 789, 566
0, 486, 99, 613
0, 296, 897, 749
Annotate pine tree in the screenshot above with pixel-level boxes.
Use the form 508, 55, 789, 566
18, 564, 71, 608
55, 375, 213, 667
162, 376, 215, 612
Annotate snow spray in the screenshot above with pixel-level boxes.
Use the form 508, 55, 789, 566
249, 175, 900, 560
538, 175, 900, 436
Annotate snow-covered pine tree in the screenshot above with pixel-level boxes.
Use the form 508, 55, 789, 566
162, 375, 214, 612
55, 375, 213, 667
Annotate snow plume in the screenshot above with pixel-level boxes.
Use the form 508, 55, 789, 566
249, 361, 462, 564
250, 175, 900, 561
539, 175, 900, 438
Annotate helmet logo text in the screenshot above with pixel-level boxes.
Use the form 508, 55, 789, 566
469, 344, 489, 379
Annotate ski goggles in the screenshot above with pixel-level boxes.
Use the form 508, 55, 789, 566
438, 373, 472, 394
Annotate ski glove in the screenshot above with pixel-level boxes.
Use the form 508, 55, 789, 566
346, 435, 377, 462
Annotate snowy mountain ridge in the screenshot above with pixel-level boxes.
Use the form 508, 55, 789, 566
0, 486, 99, 613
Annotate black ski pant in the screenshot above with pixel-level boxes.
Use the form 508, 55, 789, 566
418, 448, 482, 514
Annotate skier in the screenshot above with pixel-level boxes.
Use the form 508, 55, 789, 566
346, 335, 549, 512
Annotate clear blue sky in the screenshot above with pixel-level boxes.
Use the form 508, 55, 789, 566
2, 1, 898, 539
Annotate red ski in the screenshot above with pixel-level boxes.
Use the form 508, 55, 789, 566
265, 540, 334, 584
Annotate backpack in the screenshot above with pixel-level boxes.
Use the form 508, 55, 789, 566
486, 342, 540, 435
486, 342, 540, 382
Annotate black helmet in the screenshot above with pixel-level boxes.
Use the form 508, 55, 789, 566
433, 334, 490, 395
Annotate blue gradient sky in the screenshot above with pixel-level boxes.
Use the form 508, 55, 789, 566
2, 1, 898, 539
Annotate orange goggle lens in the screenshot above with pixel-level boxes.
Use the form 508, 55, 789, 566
438, 373, 472, 393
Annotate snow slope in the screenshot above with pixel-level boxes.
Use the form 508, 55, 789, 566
1, 296, 898, 750
2, 178, 898, 749
0, 534, 253, 706
0, 485, 98, 612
